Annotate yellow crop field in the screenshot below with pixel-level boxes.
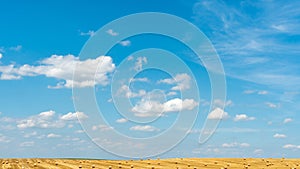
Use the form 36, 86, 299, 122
0, 158, 300, 169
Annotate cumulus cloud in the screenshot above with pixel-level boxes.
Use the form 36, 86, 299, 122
134, 56, 147, 71
16, 110, 64, 129
0, 55, 115, 88
130, 125, 159, 132
273, 133, 286, 138
119, 40, 131, 46
92, 124, 113, 131
158, 73, 191, 91
207, 108, 229, 120
283, 144, 300, 149
234, 114, 255, 121
47, 133, 61, 138
265, 102, 278, 108
213, 99, 233, 108
117, 84, 146, 98
129, 77, 149, 83
222, 142, 250, 148
116, 118, 128, 123
106, 29, 118, 36
0, 53, 2, 59
258, 90, 268, 95
16, 110, 86, 129
132, 98, 198, 117
283, 118, 293, 124
60, 112, 88, 121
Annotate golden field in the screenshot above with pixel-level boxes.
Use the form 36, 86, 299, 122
1, 158, 300, 169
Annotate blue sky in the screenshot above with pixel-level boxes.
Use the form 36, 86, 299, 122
0, 0, 299, 158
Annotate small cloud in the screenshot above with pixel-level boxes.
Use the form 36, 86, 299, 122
127, 55, 134, 61
167, 91, 177, 96
283, 144, 300, 149
0, 53, 2, 59
116, 118, 128, 123
272, 24, 286, 32
9, 45, 22, 51
130, 125, 159, 132
243, 90, 256, 94
234, 114, 255, 121
222, 142, 250, 148
47, 133, 61, 138
158, 73, 191, 91
20, 141, 34, 147
265, 102, 277, 108
207, 108, 229, 120
119, 40, 131, 46
60, 112, 88, 121
75, 130, 85, 134
283, 118, 293, 124
213, 99, 233, 108
80, 30, 96, 37
253, 149, 263, 155
23, 131, 38, 138
273, 133, 286, 138
117, 84, 146, 98
130, 77, 149, 83
258, 90, 268, 95
243, 90, 268, 95
92, 124, 113, 131
107, 98, 113, 103
134, 56, 147, 71
106, 29, 118, 36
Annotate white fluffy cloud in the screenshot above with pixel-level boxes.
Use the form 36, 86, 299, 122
92, 124, 113, 131
47, 133, 61, 138
17, 110, 87, 129
283, 118, 293, 124
134, 56, 147, 71
234, 114, 255, 121
130, 125, 159, 132
60, 112, 88, 121
265, 102, 278, 108
222, 142, 250, 148
158, 73, 191, 91
0, 53, 2, 59
0, 55, 115, 88
283, 144, 300, 149
207, 108, 229, 120
213, 99, 233, 108
118, 84, 146, 98
243, 90, 268, 95
116, 118, 128, 123
106, 29, 118, 36
119, 40, 131, 46
273, 133, 286, 138
16, 110, 64, 129
132, 98, 198, 117
129, 77, 149, 83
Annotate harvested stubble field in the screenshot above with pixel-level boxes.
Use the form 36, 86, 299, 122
0, 158, 300, 169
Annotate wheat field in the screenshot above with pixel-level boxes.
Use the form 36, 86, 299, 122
0, 158, 299, 169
